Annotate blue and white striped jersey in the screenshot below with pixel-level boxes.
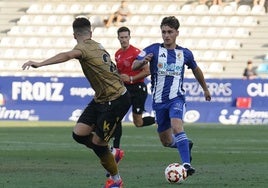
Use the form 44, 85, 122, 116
136, 43, 197, 104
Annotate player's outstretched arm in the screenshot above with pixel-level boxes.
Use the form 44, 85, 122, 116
22, 50, 82, 70
192, 66, 211, 101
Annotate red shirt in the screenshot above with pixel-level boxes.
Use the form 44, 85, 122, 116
115, 45, 144, 84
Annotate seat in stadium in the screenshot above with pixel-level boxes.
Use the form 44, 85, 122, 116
47, 15, 60, 25
228, 16, 241, 26
14, 37, 26, 47
225, 39, 241, 49
54, 3, 68, 14
234, 27, 250, 38
236, 5, 251, 15
135, 26, 150, 37
213, 16, 228, 26
183, 39, 196, 48
42, 3, 56, 14
18, 15, 32, 25
127, 15, 142, 26
208, 62, 224, 73
179, 27, 190, 37
40, 38, 55, 47
219, 27, 235, 37
222, 5, 236, 15
148, 26, 160, 37
32, 49, 44, 59
59, 15, 74, 25
197, 39, 210, 49
166, 3, 180, 14
26, 4, 42, 13
217, 51, 232, 61
257, 63, 268, 74
251, 5, 266, 15
200, 16, 213, 26
69, 3, 83, 14
191, 27, 205, 37
194, 4, 209, 14
136, 3, 150, 14
2, 49, 15, 59
17, 49, 31, 59
83, 4, 95, 13
211, 39, 225, 49
209, 4, 223, 15
242, 16, 258, 26
180, 4, 194, 14
144, 15, 159, 26
151, 4, 164, 14
0, 37, 13, 47
185, 16, 200, 25
26, 37, 41, 47
197, 62, 208, 72
95, 4, 110, 14
25, 26, 39, 36
203, 50, 217, 61
206, 27, 219, 37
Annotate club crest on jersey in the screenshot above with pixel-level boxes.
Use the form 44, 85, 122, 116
177, 51, 182, 59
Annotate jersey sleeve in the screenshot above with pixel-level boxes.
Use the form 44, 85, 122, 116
184, 48, 197, 70
136, 44, 157, 61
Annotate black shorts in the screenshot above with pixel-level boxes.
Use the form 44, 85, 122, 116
77, 91, 131, 142
125, 82, 148, 114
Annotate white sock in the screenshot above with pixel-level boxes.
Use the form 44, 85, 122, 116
111, 174, 121, 182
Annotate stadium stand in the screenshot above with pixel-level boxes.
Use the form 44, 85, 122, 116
0, 0, 268, 78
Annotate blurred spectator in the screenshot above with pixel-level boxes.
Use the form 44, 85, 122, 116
243, 60, 258, 79
104, 1, 131, 27
199, 0, 223, 6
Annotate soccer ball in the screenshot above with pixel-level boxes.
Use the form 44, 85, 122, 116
164, 163, 187, 184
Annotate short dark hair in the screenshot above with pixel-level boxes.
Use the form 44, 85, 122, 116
160, 16, 180, 30
72, 17, 91, 35
117, 26, 130, 36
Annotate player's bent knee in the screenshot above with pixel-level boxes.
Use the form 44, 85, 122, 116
72, 132, 88, 145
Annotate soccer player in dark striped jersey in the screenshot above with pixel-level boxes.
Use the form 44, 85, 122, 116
133, 16, 211, 177
22, 17, 130, 188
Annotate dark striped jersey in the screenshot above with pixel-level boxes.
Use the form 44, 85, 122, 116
74, 39, 126, 103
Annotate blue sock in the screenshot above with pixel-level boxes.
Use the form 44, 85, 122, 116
174, 132, 190, 164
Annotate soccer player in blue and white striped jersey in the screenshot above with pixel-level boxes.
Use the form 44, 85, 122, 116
133, 16, 211, 177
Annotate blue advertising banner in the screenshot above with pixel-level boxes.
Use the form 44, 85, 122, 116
0, 76, 267, 125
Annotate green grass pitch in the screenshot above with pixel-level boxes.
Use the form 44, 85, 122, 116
0, 121, 267, 188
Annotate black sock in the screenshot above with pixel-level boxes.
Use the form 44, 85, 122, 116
113, 121, 122, 148
142, 116, 155, 127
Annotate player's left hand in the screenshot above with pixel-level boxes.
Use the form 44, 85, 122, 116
204, 90, 211, 101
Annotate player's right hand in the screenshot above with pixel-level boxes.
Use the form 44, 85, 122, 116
22, 61, 40, 70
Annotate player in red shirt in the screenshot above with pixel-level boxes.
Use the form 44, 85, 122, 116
113, 26, 155, 148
